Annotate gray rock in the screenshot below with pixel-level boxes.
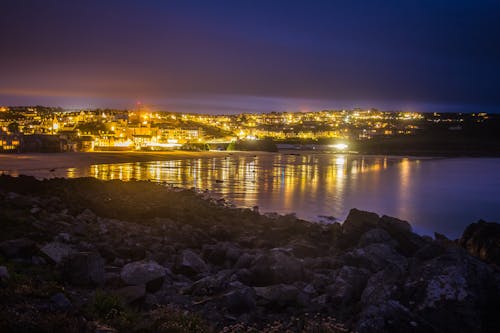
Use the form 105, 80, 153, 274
403, 249, 500, 333
61, 252, 105, 286
342, 209, 379, 240
186, 270, 234, 296
234, 253, 254, 269
356, 300, 433, 333
55, 232, 71, 243
40, 241, 76, 264
222, 287, 256, 314
50, 292, 72, 309
120, 260, 166, 289
379, 215, 412, 233
459, 220, 500, 266
358, 228, 392, 247
115, 285, 146, 304
343, 243, 407, 274
0, 238, 37, 259
0, 266, 9, 281
361, 265, 403, 305
250, 249, 305, 286
76, 208, 97, 224
174, 250, 209, 276
326, 266, 370, 305
254, 284, 299, 307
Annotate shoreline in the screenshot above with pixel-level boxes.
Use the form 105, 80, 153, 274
0, 175, 498, 332
1, 150, 493, 174
0, 151, 273, 173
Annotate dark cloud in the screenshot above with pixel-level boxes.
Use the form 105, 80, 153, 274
1, 0, 499, 112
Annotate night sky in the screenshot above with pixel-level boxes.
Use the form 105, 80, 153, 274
1, 0, 500, 113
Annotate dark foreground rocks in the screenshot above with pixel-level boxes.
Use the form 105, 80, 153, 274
0, 175, 499, 333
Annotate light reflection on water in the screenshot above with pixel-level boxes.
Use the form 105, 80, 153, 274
5, 154, 500, 238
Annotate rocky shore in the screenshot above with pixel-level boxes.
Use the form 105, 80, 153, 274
0, 175, 499, 332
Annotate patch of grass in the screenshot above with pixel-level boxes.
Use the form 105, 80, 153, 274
138, 305, 212, 333
86, 290, 140, 331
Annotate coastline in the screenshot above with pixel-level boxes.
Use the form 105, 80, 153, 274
0, 151, 275, 173
0, 149, 475, 174
0, 175, 498, 332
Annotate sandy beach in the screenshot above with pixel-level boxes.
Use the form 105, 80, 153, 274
0, 151, 273, 173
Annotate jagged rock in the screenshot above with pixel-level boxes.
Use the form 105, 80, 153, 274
40, 241, 76, 263
186, 270, 234, 296
61, 252, 105, 286
289, 240, 321, 258
254, 284, 299, 308
361, 265, 403, 305
403, 248, 500, 333
459, 220, 500, 266
379, 215, 412, 233
202, 243, 228, 266
249, 249, 305, 286
378, 215, 424, 257
0, 266, 9, 281
55, 232, 71, 243
356, 300, 435, 333
326, 266, 370, 305
76, 208, 97, 224
50, 292, 72, 309
341, 209, 380, 246
358, 228, 392, 247
234, 253, 255, 269
120, 260, 166, 292
174, 250, 209, 276
222, 287, 257, 314
115, 285, 146, 304
0, 238, 38, 259
414, 242, 446, 261
343, 243, 408, 274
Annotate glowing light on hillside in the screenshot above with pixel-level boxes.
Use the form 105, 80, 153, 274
330, 143, 348, 150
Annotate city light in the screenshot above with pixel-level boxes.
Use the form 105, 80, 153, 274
330, 143, 348, 151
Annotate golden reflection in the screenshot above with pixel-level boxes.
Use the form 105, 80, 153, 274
85, 154, 401, 217
397, 158, 411, 217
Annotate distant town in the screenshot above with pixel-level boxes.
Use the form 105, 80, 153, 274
0, 105, 495, 154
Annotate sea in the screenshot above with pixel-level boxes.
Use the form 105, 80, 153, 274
4, 153, 500, 238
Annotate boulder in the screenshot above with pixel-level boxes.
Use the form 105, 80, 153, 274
254, 284, 299, 308
60, 252, 105, 286
76, 208, 97, 224
356, 300, 435, 333
361, 265, 403, 306
115, 285, 146, 305
222, 287, 257, 314
343, 209, 379, 236
358, 228, 392, 247
40, 241, 76, 263
459, 220, 500, 266
341, 209, 379, 246
249, 249, 305, 286
234, 253, 254, 269
326, 266, 370, 305
378, 215, 424, 257
403, 249, 500, 333
343, 243, 407, 274
0, 238, 37, 259
379, 215, 412, 233
120, 260, 166, 292
50, 292, 72, 309
174, 250, 209, 276
0, 266, 9, 281
186, 270, 234, 296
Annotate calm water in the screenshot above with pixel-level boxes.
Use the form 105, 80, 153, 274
5, 153, 500, 238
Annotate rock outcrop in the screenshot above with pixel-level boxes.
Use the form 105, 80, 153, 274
0, 175, 498, 333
